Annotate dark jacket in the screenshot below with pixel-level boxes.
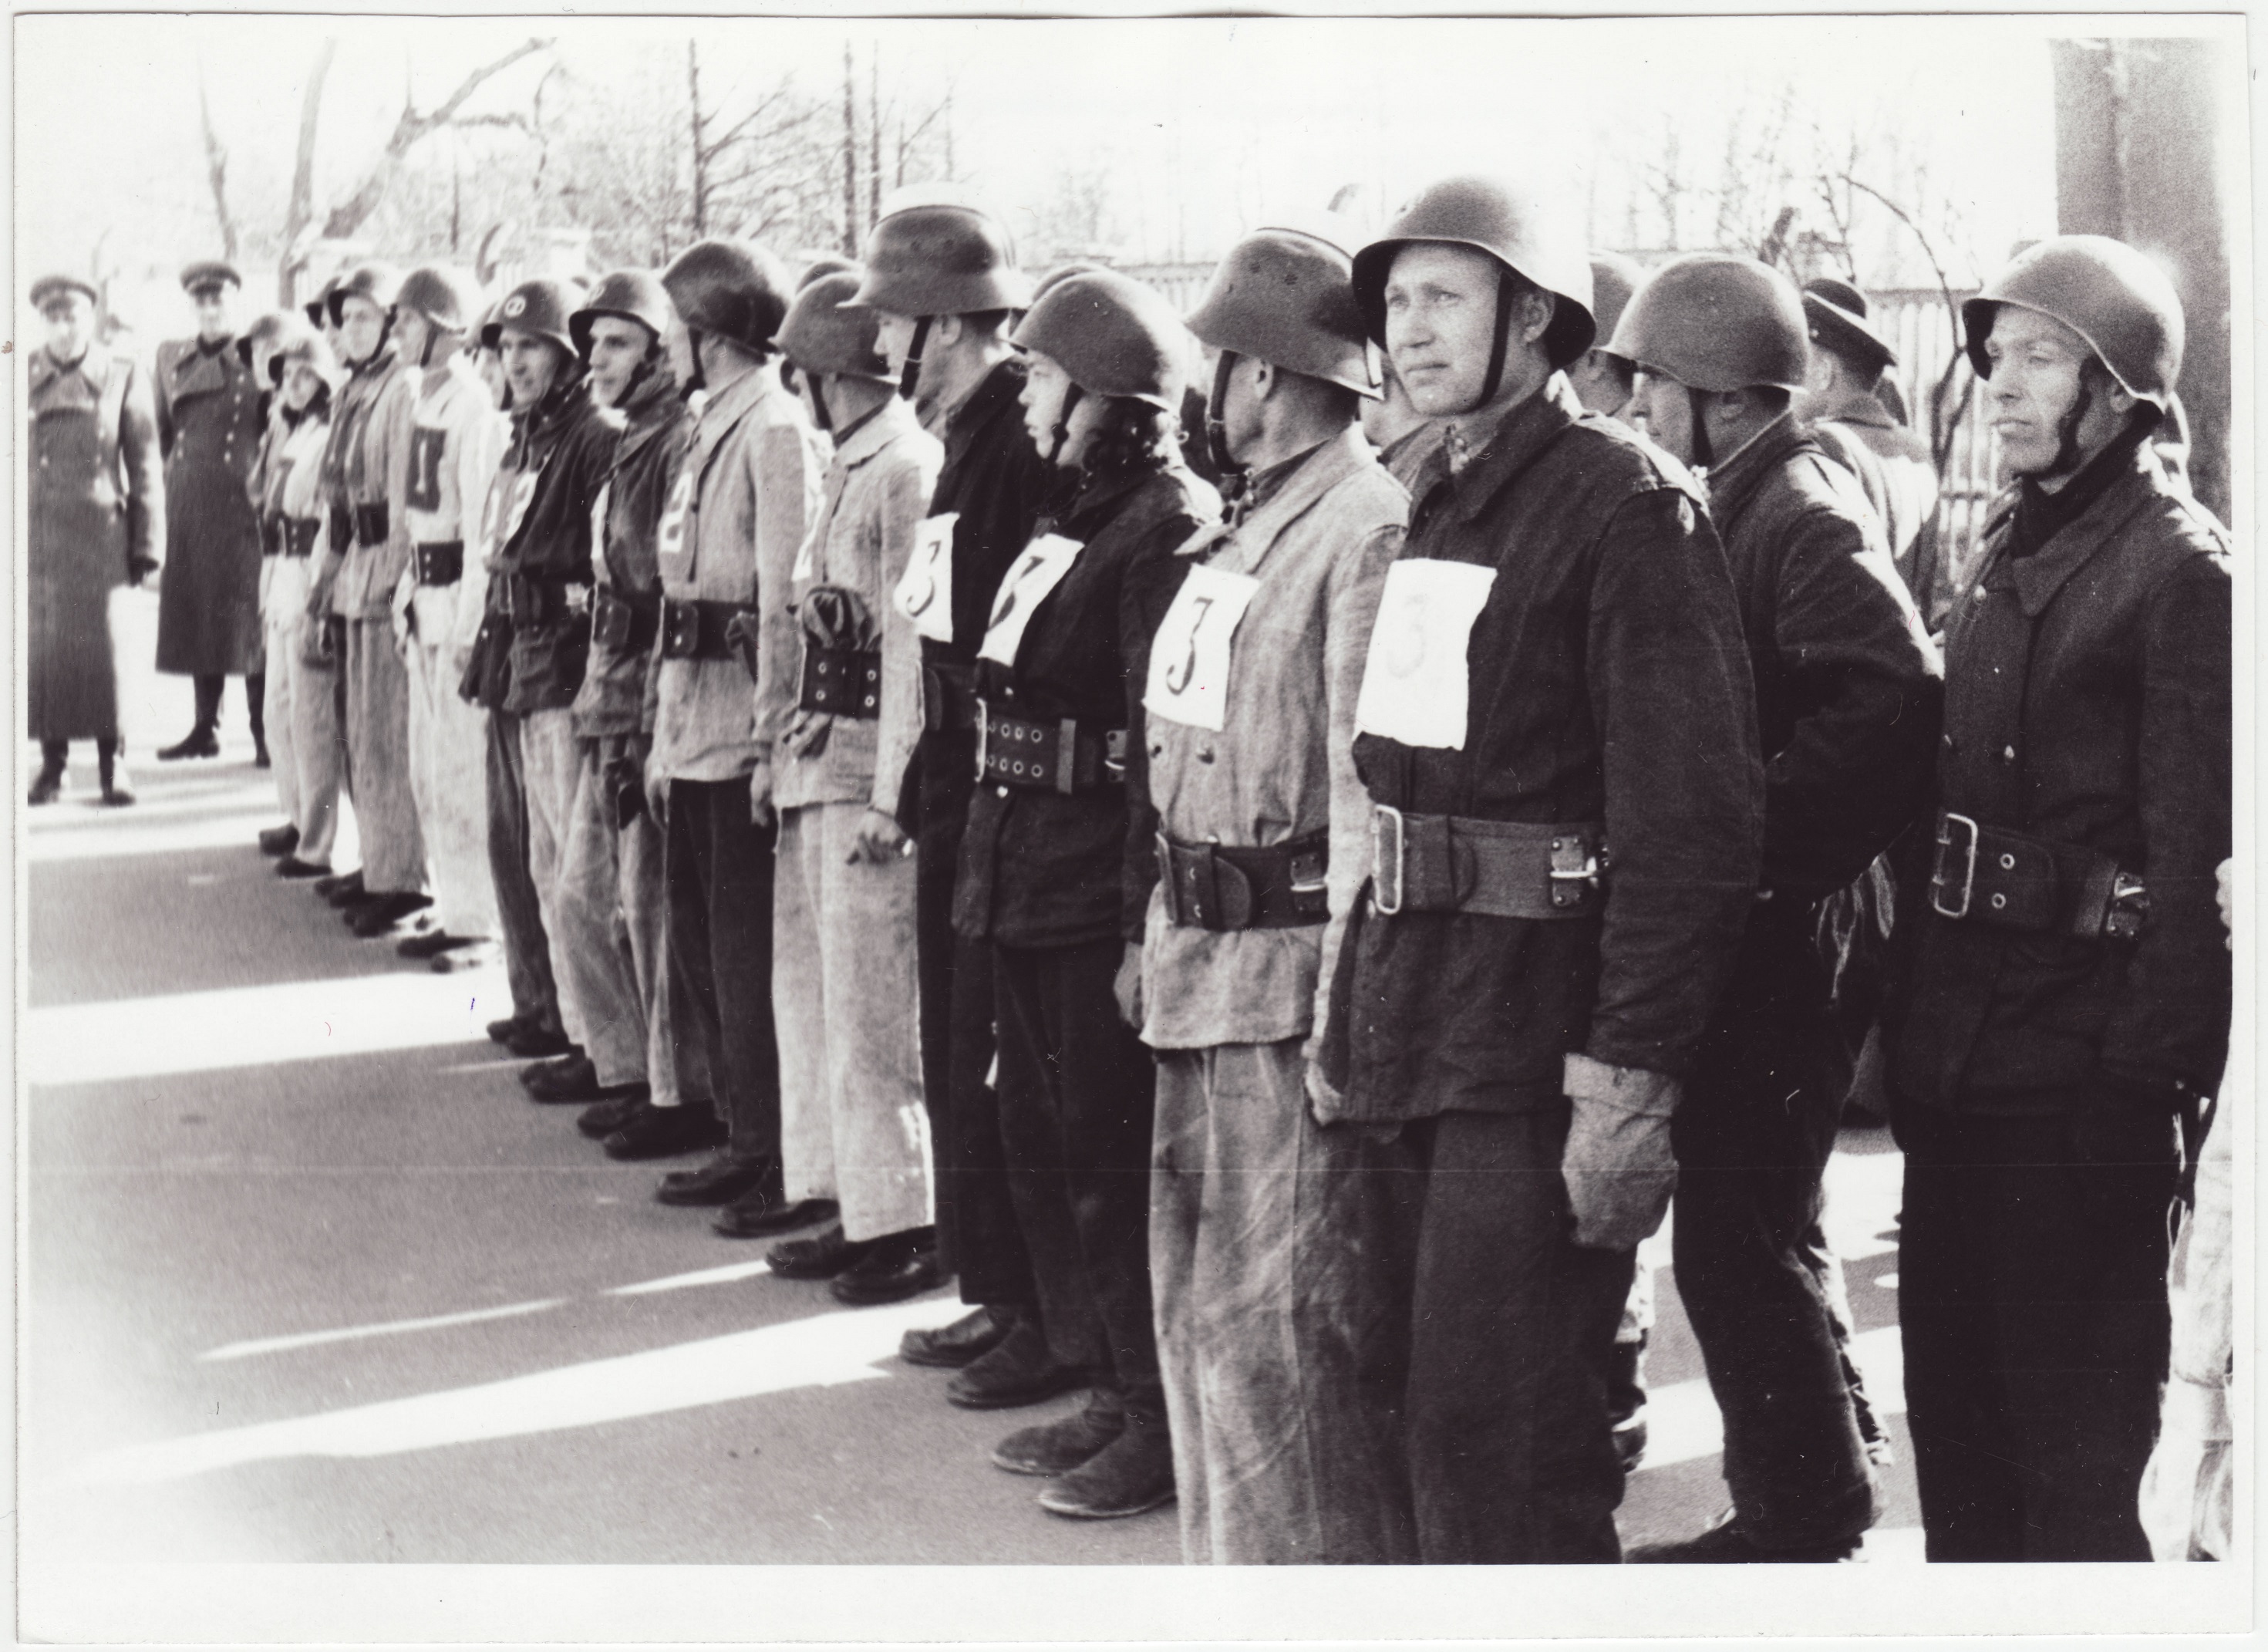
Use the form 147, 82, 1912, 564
952, 457, 1216, 950
1323, 376, 1763, 1121
153, 334, 265, 674
575, 365, 688, 738
491, 373, 622, 716
1705, 413, 1942, 902
1886, 440, 2231, 1109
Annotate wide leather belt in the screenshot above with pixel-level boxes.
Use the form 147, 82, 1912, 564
921, 660, 980, 734
281, 517, 322, 559
1929, 811, 2147, 941
352, 501, 390, 548
413, 541, 464, 586
1370, 807, 1606, 920
976, 700, 1125, 795
506, 572, 594, 630
800, 644, 881, 718
261, 515, 285, 557
591, 586, 661, 655
659, 597, 752, 662
328, 505, 352, 558
1159, 830, 1329, 931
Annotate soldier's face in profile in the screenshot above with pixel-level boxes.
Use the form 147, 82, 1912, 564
1019, 350, 1079, 462
585, 315, 653, 408
501, 329, 566, 406
281, 361, 324, 413
875, 312, 920, 382
338, 295, 387, 365
193, 285, 234, 342
1567, 348, 1636, 421
477, 347, 509, 410
1382, 243, 1499, 418
42, 295, 94, 364
1982, 307, 2132, 478
393, 308, 436, 368
1625, 368, 1699, 464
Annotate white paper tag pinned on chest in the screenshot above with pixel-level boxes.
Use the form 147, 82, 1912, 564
490, 467, 541, 562
977, 533, 1084, 667
893, 511, 959, 642
1353, 558, 1498, 750
588, 482, 614, 584
654, 466, 694, 583
1144, 564, 1262, 732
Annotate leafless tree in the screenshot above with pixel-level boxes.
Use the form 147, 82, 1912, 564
196, 66, 240, 263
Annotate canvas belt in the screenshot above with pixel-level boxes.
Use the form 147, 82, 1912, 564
1369, 807, 1607, 920
976, 700, 1124, 795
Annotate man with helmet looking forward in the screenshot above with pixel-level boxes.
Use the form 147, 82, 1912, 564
393, 265, 507, 964
1884, 235, 2229, 1561
1611, 253, 1940, 1562
639, 241, 827, 1228
1138, 226, 1408, 1561
843, 200, 1065, 1380
1322, 177, 1761, 1563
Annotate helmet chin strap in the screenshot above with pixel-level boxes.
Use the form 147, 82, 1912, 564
807, 371, 834, 434
682, 328, 707, 398
1043, 382, 1084, 467
1205, 350, 1242, 482
898, 316, 932, 401
2044, 373, 2098, 479
1687, 385, 1715, 470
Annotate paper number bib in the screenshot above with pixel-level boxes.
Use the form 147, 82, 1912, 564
977, 534, 1084, 667
1144, 564, 1261, 732
588, 482, 613, 574
1353, 558, 1498, 750
406, 426, 447, 514
892, 512, 959, 642
654, 467, 694, 582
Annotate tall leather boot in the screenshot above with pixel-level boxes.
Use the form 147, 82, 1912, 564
97, 738, 133, 806
247, 672, 269, 768
159, 676, 223, 760
28, 740, 67, 805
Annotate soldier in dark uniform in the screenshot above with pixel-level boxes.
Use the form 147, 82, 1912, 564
27, 274, 161, 805
1320, 176, 1763, 1563
1612, 255, 1941, 1562
153, 261, 267, 763
952, 271, 1215, 1520
1885, 235, 2230, 1562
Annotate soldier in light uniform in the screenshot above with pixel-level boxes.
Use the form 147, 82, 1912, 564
760, 271, 944, 1303
1886, 236, 2229, 1561
1139, 228, 1407, 1561
389, 266, 507, 963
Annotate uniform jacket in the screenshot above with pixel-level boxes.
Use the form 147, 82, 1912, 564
774, 395, 944, 814
488, 373, 621, 716
29, 345, 161, 741
649, 357, 827, 784
254, 405, 335, 627
153, 334, 265, 673
324, 344, 417, 621
403, 357, 509, 654
1377, 420, 1445, 496
575, 364, 689, 739
1886, 438, 2231, 1108
1139, 425, 1405, 1055
1323, 376, 1763, 1121
1703, 413, 1941, 902
952, 456, 1218, 951
1808, 389, 1944, 622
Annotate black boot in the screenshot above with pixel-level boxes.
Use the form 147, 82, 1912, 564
28, 741, 67, 805
258, 822, 301, 856
160, 677, 224, 760
96, 738, 133, 806
246, 673, 269, 768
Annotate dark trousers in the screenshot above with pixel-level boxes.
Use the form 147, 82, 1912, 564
994, 937, 1157, 1418
915, 731, 1034, 1306
192, 671, 265, 737
485, 711, 563, 1036
1671, 911, 1876, 1548
665, 778, 780, 1164
1894, 1094, 2177, 1560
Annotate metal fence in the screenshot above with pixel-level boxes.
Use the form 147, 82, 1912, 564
1870, 288, 2000, 598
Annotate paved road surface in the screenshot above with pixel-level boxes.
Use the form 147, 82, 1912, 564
22, 623, 1923, 1567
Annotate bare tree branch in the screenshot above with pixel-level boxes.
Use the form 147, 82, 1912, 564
278, 37, 339, 302
196, 64, 239, 263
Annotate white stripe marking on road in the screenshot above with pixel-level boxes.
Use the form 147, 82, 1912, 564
1634, 1324, 1906, 1472
197, 1299, 566, 1362
607, 1261, 774, 1296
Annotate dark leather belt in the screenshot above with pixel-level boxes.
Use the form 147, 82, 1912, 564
1929, 811, 2147, 941
977, 700, 1125, 795
413, 541, 464, 586
506, 572, 593, 629
281, 517, 321, 559
1160, 830, 1328, 931
329, 505, 352, 558
1370, 807, 1606, 920
592, 586, 661, 655
922, 660, 980, 734
660, 597, 752, 662
261, 515, 285, 557
800, 645, 881, 718
352, 501, 390, 548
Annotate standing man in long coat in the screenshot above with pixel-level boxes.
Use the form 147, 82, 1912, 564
28, 273, 162, 804
153, 260, 268, 763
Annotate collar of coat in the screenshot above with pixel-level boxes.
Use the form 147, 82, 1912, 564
1177, 423, 1377, 575
1424, 374, 1587, 526
30, 344, 114, 397
1813, 383, 1899, 430
942, 355, 1026, 462
1695, 410, 1811, 528
1988, 439, 2193, 619
611, 362, 686, 470
833, 390, 923, 473
163, 332, 244, 398
685, 356, 784, 485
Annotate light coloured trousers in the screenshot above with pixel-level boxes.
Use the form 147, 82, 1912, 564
404, 595, 497, 940
773, 801, 932, 1241
258, 557, 345, 868
561, 740, 690, 1104
344, 618, 426, 895
521, 711, 645, 1090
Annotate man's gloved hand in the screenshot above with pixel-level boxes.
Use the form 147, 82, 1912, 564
1303, 1054, 1343, 1118
1561, 1052, 1680, 1252
848, 806, 909, 865
1113, 940, 1145, 1030
748, 761, 776, 829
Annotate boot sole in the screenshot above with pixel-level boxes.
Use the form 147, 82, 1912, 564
949, 1371, 1091, 1411
1037, 1485, 1177, 1519
989, 1441, 1117, 1478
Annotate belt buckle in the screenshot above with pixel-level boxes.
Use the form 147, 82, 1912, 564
1931, 811, 1980, 919
1371, 804, 1407, 916
1549, 829, 1603, 912
974, 697, 992, 784
2105, 871, 2150, 942
564, 582, 592, 616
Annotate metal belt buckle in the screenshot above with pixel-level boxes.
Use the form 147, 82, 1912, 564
974, 698, 991, 784
564, 582, 593, 615
2104, 872, 2151, 942
1549, 830, 1604, 911
1931, 811, 1980, 919
1371, 804, 1407, 916
1055, 718, 1080, 796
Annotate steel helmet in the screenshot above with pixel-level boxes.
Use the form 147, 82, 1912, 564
1012, 270, 1188, 409
1351, 175, 1596, 369
302, 275, 339, 330
1033, 261, 1104, 303
327, 262, 403, 326
1606, 253, 1810, 393
275, 322, 346, 391
847, 201, 1033, 318
778, 271, 892, 383
481, 278, 578, 358
661, 239, 791, 353
1962, 234, 2183, 410
395, 265, 485, 335
1186, 228, 1377, 397
1587, 252, 1646, 351
796, 255, 858, 292
571, 269, 676, 356
237, 310, 295, 376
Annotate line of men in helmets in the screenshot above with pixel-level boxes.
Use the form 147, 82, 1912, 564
38, 159, 2222, 1559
